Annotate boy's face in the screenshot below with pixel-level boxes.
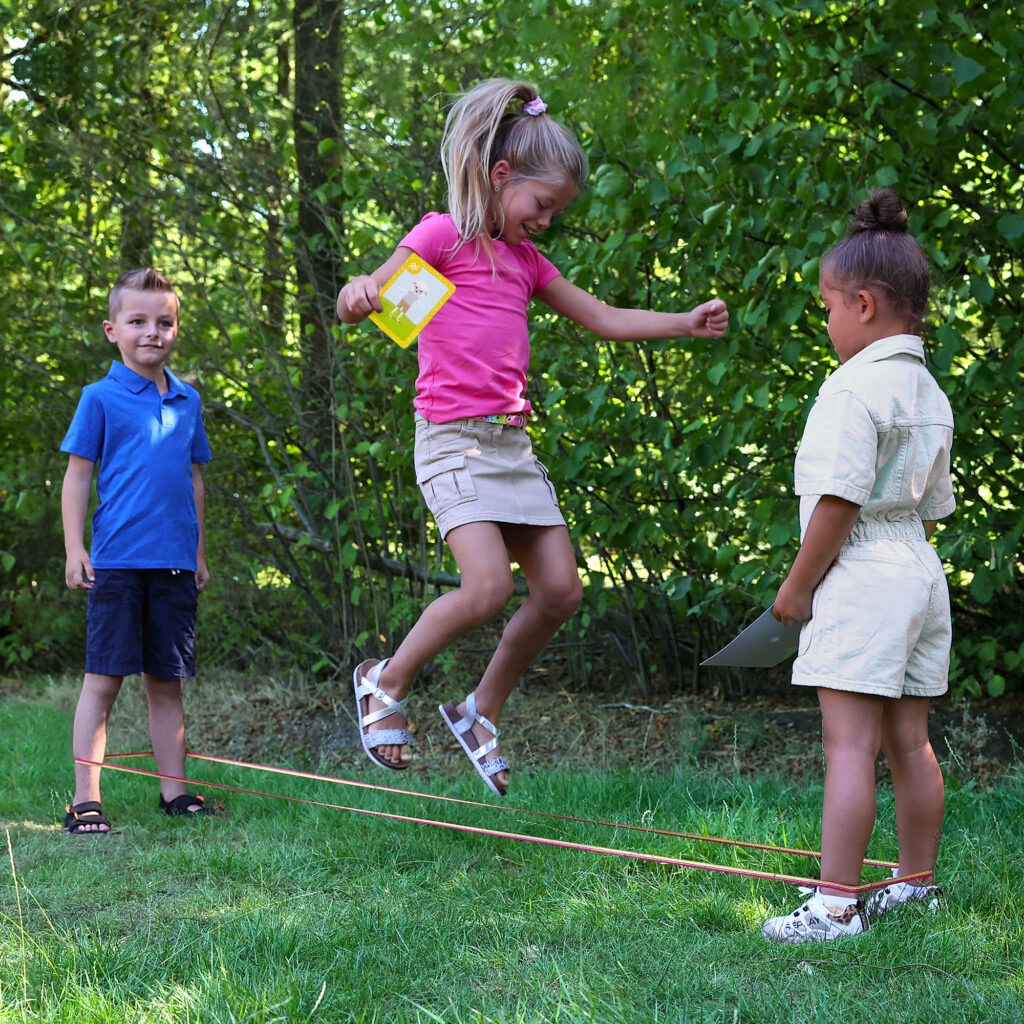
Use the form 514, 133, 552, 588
103, 289, 179, 380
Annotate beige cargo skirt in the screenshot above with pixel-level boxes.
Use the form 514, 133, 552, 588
414, 416, 566, 538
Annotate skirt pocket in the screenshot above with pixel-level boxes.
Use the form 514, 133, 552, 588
416, 452, 477, 517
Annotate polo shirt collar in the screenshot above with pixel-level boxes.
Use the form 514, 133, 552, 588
106, 360, 185, 397
838, 334, 925, 374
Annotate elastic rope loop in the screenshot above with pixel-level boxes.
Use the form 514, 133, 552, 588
85, 751, 915, 895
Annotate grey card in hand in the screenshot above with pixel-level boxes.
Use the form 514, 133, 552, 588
700, 607, 803, 668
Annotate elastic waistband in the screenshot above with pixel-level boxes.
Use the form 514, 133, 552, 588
845, 519, 926, 543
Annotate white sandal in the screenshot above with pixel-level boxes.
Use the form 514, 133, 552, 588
353, 659, 412, 770
439, 693, 510, 796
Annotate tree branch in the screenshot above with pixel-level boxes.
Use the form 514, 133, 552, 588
254, 520, 529, 595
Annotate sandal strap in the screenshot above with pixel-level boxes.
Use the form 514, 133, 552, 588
355, 659, 408, 728
64, 801, 111, 832
68, 801, 105, 817
160, 793, 217, 815
366, 728, 413, 749
452, 692, 500, 760
480, 756, 510, 778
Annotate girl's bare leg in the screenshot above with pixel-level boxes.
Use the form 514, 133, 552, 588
144, 673, 192, 806
817, 688, 885, 898
881, 695, 944, 879
452, 523, 582, 791
365, 521, 516, 764
71, 672, 123, 830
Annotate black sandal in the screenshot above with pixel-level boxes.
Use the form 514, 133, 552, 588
158, 793, 223, 816
63, 801, 112, 835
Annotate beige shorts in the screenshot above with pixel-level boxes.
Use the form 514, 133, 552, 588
414, 417, 566, 538
792, 525, 951, 698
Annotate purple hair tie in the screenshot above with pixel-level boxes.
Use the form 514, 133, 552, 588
523, 97, 547, 116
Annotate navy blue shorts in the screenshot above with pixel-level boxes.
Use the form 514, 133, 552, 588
85, 568, 198, 679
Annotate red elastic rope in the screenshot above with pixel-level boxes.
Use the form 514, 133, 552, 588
86, 752, 926, 895
106, 750, 898, 868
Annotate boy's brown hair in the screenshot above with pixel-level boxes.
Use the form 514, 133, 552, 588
108, 268, 180, 320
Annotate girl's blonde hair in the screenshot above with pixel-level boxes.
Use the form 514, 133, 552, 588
441, 78, 587, 253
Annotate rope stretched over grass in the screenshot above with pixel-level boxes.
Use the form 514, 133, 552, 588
82, 751, 929, 896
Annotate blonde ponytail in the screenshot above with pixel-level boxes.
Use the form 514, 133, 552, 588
441, 78, 587, 256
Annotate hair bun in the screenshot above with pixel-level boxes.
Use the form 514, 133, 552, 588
847, 187, 909, 237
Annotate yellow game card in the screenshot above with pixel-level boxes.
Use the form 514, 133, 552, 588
369, 255, 456, 348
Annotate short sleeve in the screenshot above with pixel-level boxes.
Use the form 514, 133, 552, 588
794, 390, 877, 505
530, 248, 561, 293
917, 441, 956, 521
918, 478, 955, 521
191, 405, 213, 464
399, 213, 460, 271
60, 388, 104, 462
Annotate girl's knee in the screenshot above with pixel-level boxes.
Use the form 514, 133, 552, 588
462, 575, 516, 618
822, 729, 881, 763
882, 735, 937, 768
564, 575, 584, 615
539, 574, 583, 622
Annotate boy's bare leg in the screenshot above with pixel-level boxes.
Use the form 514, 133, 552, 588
71, 672, 124, 831
817, 688, 885, 898
143, 674, 191, 806
881, 695, 944, 879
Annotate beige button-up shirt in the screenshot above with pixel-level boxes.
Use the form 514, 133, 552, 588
794, 334, 956, 540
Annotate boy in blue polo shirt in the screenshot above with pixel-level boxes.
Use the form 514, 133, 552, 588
60, 268, 220, 834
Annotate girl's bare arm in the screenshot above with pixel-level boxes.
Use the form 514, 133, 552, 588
772, 495, 861, 627
337, 247, 414, 322
536, 275, 728, 340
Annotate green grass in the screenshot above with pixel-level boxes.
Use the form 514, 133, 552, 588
1, 697, 1022, 1023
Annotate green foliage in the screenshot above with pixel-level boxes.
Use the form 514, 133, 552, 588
1, 1, 1021, 695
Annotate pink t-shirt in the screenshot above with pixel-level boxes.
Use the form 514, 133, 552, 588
398, 212, 561, 422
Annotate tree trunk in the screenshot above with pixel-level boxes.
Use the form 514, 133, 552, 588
292, 0, 343, 448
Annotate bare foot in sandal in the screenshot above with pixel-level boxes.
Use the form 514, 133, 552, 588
63, 800, 111, 834
159, 793, 222, 816
440, 694, 509, 795
353, 659, 413, 769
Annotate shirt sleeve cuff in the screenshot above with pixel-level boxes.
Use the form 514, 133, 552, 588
919, 498, 956, 520
794, 480, 871, 505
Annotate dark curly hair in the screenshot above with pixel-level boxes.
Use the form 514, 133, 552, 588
821, 188, 930, 333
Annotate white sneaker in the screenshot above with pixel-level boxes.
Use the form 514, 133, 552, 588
866, 873, 942, 919
763, 888, 869, 944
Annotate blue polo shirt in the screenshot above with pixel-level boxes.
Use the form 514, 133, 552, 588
61, 361, 213, 570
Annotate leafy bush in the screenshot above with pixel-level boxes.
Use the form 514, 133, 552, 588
1, 1, 1020, 697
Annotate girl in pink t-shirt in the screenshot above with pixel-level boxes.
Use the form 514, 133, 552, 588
338, 78, 728, 796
